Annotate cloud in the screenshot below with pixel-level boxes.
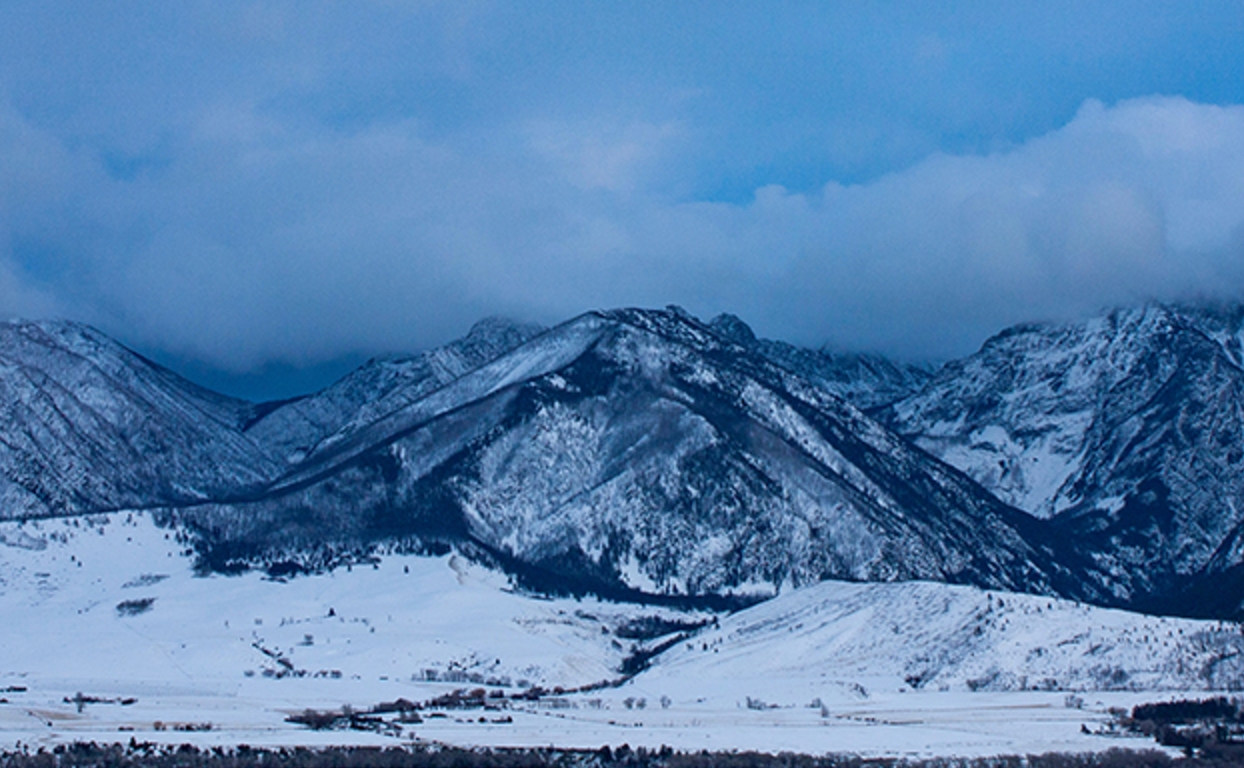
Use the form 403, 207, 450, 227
766, 96, 1244, 354
525, 118, 683, 194
0, 101, 77, 320
0, 262, 58, 321
1, 92, 1244, 370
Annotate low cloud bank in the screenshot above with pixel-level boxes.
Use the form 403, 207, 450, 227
2, 96, 1243, 367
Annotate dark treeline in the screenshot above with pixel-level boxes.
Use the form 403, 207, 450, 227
1131, 699, 1243, 726
1119, 697, 1244, 755
0, 743, 1235, 768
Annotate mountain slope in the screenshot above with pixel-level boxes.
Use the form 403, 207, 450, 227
0, 320, 278, 519
244, 317, 544, 464
175, 307, 1088, 606
884, 304, 1244, 617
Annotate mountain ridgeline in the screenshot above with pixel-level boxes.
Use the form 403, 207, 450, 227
0, 304, 1241, 619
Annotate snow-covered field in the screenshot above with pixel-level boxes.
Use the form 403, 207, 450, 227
0, 513, 1237, 758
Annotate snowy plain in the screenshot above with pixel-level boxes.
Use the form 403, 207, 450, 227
0, 513, 1236, 759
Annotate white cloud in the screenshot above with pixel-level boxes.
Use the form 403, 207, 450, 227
662, 95, 1244, 355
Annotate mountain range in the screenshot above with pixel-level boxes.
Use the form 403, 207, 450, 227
1, 303, 1242, 620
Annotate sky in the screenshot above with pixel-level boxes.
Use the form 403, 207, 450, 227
3, 2, 1244, 399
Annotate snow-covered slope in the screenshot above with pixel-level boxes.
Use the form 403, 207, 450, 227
0, 318, 544, 523
3, 511, 1235, 757
245, 318, 543, 464
2, 513, 1237, 704
0, 321, 278, 519
0, 512, 699, 694
884, 303, 1244, 618
641, 579, 1244, 701
175, 308, 1085, 606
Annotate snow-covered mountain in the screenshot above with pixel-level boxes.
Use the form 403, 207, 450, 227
175, 307, 1080, 605
7, 303, 1244, 619
884, 303, 1244, 618
0, 320, 278, 520
0, 317, 543, 522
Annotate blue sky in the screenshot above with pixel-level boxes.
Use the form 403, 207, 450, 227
3, 2, 1244, 398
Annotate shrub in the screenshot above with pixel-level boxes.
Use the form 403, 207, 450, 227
115, 598, 155, 617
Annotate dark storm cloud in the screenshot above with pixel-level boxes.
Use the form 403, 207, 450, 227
2, 2, 1244, 382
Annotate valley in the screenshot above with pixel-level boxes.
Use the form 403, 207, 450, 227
0, 512, 1237, 758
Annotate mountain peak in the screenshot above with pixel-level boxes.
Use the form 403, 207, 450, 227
463, 315, 545, 345
708, 313, 758, 346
